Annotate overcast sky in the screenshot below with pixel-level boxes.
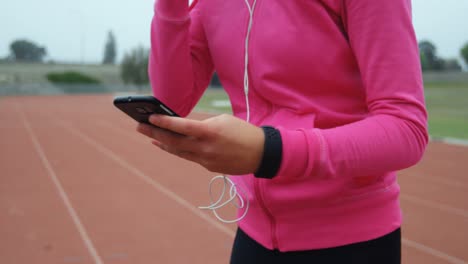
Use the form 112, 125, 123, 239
1, 0, 467, 64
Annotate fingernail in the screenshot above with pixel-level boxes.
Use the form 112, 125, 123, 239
151, 140, 162, 147
137, 123, 149, 134
149, 114, 160, 124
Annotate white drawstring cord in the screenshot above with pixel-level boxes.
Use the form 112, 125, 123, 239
199, 0, 257, 223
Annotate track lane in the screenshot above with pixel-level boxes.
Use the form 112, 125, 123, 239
20, 96, 234, 263
2, 95, 467, 264
0, 98, 96, 264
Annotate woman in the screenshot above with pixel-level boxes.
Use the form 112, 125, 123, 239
136, 0, 428, 263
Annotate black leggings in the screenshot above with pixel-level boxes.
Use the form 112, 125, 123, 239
230, 228, 401, 264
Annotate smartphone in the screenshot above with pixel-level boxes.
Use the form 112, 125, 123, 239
113, 95, 180, 125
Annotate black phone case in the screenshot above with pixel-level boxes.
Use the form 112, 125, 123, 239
113, 95, 180, 124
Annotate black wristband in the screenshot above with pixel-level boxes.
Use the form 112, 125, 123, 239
254, 126, 283, 179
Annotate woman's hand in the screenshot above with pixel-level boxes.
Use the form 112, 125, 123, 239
136, 114, 265, 175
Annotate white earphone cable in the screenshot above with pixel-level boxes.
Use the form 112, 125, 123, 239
198, 0, 257, 223
243, 0, 257, 123
198, 176, 249, 224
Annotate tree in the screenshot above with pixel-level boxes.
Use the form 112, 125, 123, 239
10, 39, 47, 62
420, 52, 429, 72
210, 72, 222, 87
103, 31, 117, 64
443, 59, 462, 72
418, 40, 443, 71
120, 46, 149, 85
461, 42, 468, 66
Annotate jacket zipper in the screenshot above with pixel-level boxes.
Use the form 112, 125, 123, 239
254, 178, 279, 249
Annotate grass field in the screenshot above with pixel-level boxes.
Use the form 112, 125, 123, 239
194, 88, 231, 113
424, 82, 468, 139
0, 62, 122, 84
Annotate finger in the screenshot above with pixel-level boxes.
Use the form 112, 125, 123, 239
149, 114, 211, 138
143, 125, 203, 155
136, 123, 153, 138
138, 122, 182, 142
152, 140, 201, 164
177, 151, 202, 164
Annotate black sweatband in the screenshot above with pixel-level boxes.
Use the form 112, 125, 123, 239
254, 126, 283, 179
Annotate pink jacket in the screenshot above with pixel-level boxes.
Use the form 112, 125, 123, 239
149, 0, 428, 251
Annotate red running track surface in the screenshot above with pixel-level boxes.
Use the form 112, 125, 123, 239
1, 95, 467, 264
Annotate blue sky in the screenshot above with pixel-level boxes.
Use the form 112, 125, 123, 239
1, 0, 467, 64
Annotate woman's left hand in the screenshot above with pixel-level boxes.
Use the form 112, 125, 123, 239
136, 114, 265, 175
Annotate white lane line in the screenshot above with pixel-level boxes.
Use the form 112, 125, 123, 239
57, 121, 235, 238
403, 238, 467, 264
430, 136, 468, 147
401, 194, 468, 219
16, 107, 104, 264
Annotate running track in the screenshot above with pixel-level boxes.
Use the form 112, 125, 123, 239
1, 95, 467, 264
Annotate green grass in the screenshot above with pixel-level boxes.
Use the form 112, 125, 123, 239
0, 62, 122, 84
197, 82, 468, 139
47, 71, 101, 84
195, 88, 231, 113
424, 82, 468, 139
428, 116, 468, 139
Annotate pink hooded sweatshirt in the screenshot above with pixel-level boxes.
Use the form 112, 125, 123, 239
149, 0, 428, 251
